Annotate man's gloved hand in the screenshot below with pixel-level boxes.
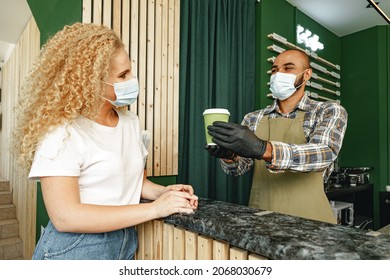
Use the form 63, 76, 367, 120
204, 144, 235, 159
207, 121, 267, 160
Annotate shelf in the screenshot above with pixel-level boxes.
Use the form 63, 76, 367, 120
325, 183, 373, 199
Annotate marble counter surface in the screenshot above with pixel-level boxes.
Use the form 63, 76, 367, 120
163, 197, 390, 260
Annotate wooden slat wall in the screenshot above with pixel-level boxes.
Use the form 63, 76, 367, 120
136, 221, 268, 260
0, 17, 40, 259
83, 0, 180, 176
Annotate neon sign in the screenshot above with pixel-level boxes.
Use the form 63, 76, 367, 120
296, 25, 324, 52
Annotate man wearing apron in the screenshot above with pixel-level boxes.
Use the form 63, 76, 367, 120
206, 49, 348, 224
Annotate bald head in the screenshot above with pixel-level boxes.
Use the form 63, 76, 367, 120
285, 49, 310, 69
271, 49, 311, 75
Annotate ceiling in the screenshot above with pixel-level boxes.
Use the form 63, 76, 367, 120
286, 0, 390, 37
0, 0, 32, 68
0, 0, 389, 68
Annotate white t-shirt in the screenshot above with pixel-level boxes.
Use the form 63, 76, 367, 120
29, 110, 148, 206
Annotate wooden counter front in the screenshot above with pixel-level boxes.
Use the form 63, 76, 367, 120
135, 220, 266, 260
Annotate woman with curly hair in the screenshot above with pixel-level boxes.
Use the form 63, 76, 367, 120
12, 22, 198, 260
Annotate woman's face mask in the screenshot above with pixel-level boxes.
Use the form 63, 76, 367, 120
269, 69, 308, 100
102, 77, 139, 107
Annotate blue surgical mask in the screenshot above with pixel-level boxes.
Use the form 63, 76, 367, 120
102, 77, 139, 107
269, 70, 307, 100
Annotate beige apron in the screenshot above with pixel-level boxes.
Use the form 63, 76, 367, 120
249, 111, 336, 224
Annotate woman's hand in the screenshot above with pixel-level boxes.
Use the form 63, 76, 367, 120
142, 179, 198, 217
151, 190, 198, 218
164, 184, 198, 209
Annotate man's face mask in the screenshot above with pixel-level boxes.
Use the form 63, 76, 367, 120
269, 69, 308, 100
102, 77, 139, 107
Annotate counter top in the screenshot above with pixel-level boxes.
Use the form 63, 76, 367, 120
163, 197, 390, 260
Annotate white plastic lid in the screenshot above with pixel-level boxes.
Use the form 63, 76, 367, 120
203, 108, 230, 115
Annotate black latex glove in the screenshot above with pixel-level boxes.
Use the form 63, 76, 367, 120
204, 144, 235, 159
207, 121, 267, 160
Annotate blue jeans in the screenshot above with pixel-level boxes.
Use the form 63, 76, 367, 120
33, 221, 138, 260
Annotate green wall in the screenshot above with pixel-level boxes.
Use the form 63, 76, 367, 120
340, 26, 389, 228
256, 0, 296, 108
27, 0, 82, 46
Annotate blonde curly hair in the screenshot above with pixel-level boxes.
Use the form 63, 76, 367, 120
12, 22, 125, 170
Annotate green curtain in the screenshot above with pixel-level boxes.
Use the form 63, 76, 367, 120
179, 0, 256, 205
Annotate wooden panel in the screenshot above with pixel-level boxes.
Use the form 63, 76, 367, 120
128, 0, 138, 115
213, 240, 230, 260
0, 17, 40, 259
153, 0, 163, 176
130, 0, 139, 77
121, 0, 130, 54
137, 0, 147, 131
93, 0, 102, 25
230, 247, 248, 260
102, 0, 112, 28
162, 223, 174, 260
166, 0, 174, 174
112, 0, 121, 37
159, 0, 168, 175
26, 18, 40, 259
135, 223, 145, 260
3, 46, 17, 181
197, 235, 213, 260
145, 0, 155, 175
185, 231, 198, 260
82, 0, 92, 23
153, 220, 164, 260
173, 226, 185, 260
143, 221, 154, 259
21, 18, 39, 259
248, 253, 268, 260
172, 0, 180, 174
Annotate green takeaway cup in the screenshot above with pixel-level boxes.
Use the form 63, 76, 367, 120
203, 108, 230, 145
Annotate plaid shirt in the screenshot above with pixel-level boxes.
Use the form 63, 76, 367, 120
220, 94, 348, 181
